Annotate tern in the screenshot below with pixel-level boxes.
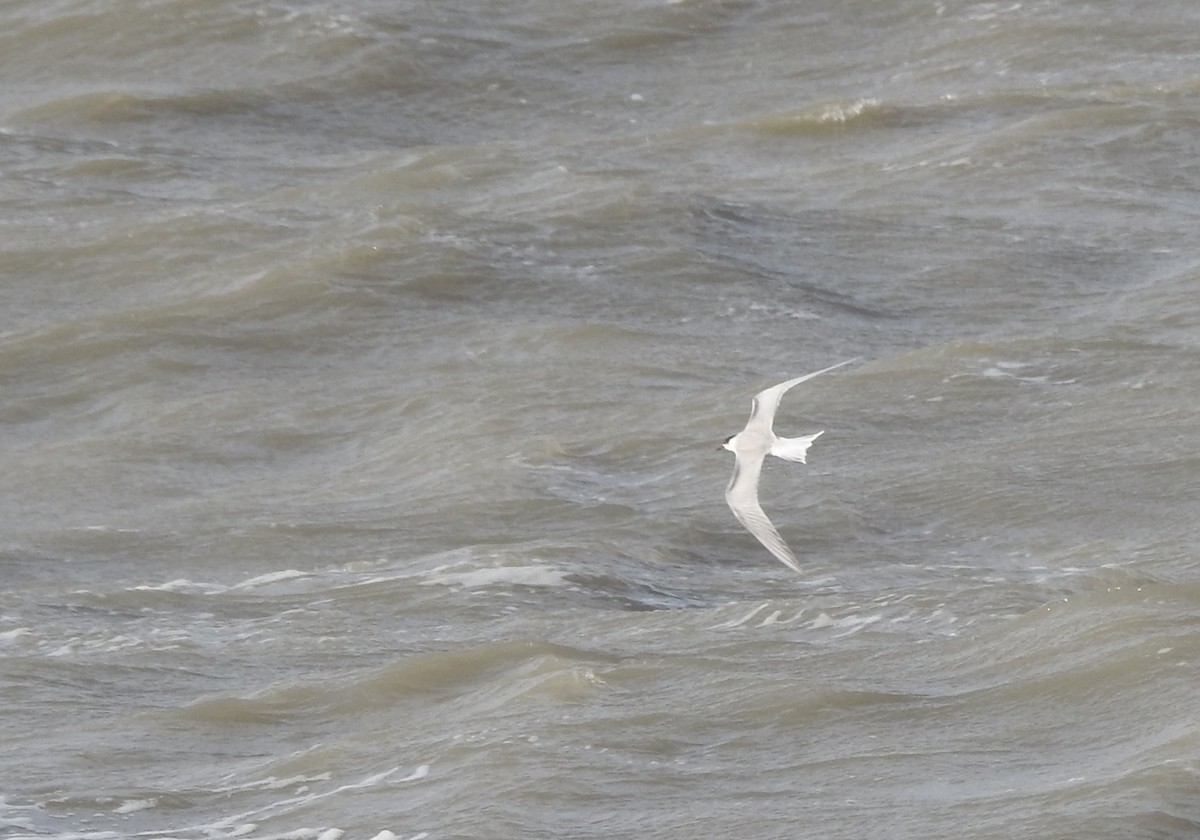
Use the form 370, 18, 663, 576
720, 359, 854, 572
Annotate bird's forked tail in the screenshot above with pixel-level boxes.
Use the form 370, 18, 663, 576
769, 431, 823, 463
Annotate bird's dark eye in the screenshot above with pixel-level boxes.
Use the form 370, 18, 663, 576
723, 435, 734, 444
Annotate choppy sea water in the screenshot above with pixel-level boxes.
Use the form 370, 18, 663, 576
3, 1, 1200, 838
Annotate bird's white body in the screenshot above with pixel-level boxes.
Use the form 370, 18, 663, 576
721, 360, 853, 572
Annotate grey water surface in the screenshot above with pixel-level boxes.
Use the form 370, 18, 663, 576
3, 1, 1199, 838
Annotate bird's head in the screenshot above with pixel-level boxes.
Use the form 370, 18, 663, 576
719, 434, 736, 452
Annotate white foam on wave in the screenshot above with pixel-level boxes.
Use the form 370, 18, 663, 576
420, 565, 570, 589
213, 774, 333, 794
0, 627, 35, 647
219, 764, 429, 822
129, 570, 311, 597
112, 799, 155, 814
955, 359, 1077, 386
809, 611, 884, 637
225, 829, 425, 840
133, 579, 227, 594
708, 602, 771, 629
117, 765, 434, 840
231, 570, 312, 590
0, 794, 37, 832
0, 754, 430, 839
817, 97, 879, 123
127, 550, 526, 604
709, 599, 956, 637
47, 634, 145, 657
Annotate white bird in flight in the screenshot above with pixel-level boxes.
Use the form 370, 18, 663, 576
721, 359, 855, 572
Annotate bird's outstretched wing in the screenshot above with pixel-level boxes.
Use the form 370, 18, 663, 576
747, 358, 857, 432
725, 450, 801, 572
